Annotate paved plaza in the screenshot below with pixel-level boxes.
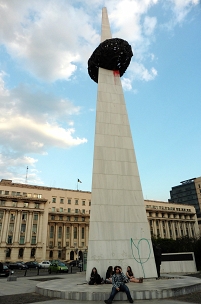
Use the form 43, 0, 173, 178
1, 272, 201, 304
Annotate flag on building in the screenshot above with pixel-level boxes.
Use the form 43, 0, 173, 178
78, 179, 82, 183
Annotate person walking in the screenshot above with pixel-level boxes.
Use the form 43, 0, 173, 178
104, 266, 133, 304
153, 243, 162, 279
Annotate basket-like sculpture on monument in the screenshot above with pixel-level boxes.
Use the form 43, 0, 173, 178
88, 38, 133, 83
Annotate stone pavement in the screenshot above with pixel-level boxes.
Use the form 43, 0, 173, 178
0, 272, 201, 304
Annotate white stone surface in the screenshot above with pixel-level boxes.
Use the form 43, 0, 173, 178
86, 7, 157, 280
161, 252, 197, 273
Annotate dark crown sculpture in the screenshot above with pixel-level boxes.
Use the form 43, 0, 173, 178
88, 38, 133, 83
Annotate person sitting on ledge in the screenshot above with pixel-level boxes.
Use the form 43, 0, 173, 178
126, 266, 143, 283
104, 266, 133, 304
89, 267, 103, 285
105, 266, 114, 284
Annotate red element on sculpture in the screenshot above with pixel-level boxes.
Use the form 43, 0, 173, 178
113, 70, 120, 77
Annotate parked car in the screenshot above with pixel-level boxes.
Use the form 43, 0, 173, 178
0, 264, 13, 277
8, 262, 28, 270
39, 261, 51, 269
68, 260, 82, 267
25, 261, 41, 269
48, 262, 68, 274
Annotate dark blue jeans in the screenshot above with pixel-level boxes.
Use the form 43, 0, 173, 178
108, 284, 132, 302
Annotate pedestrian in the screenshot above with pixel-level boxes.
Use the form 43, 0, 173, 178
104, 265, 133, 304
0, 261, 3, 273
153, 243, 162, 279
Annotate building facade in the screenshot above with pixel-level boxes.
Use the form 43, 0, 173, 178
0, 179, 91, 263
146, 200, 199, 239
0, 179, 199, 263
169, 177, 201, 231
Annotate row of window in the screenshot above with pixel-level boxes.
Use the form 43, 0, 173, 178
0, 200, 40, 208
49, 241, 85, 248
146, 205, 192, 212
50, 215, 86, 222
5, 247, 36, 258
51, 207, 88, 214
49, 226, 85, 239
0, 223, 37, 234
0, 190, 42, 198
52, 197, 91, 206
147, 212, 194, 219
7, 235, 37, 245
0, 212, 39, 221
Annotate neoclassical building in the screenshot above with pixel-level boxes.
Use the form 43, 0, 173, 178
0, 179, 199, 262
146, 199, 199, 239
0, 179, 91, 262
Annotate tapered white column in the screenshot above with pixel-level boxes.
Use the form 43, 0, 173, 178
86, 7, 157, 280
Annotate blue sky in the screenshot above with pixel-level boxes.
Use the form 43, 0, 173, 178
0, 0, 200, 201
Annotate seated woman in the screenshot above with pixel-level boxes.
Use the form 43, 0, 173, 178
89, 267, 102, 285
105, 266, 114, 284
126, 266, 143, 283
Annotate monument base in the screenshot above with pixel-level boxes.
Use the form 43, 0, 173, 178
35, 272, 201, 301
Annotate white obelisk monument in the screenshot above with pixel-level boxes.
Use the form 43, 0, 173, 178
86, 7, 157, 280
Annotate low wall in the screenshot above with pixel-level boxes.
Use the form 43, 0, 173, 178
161, 252, 197, 273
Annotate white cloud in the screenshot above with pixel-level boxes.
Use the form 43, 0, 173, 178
0, 0, 198, 84
162, 0, 199, 28
143, 16, 157, 36
0, 0, 199, 183
130, 62, 157, 81
0, 152, 42, 185
0, 1, 99, 81
122, 77, 132, 91
0, 72, 87, 181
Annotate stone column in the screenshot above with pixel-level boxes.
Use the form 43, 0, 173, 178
171, 221, 176, 240
13, 210, 21, 243
54, 224, 58, 248
159, 220, 164, 238
165, 221, 170, 238
78, 225, 81, 247
70, 224, 74, 247
26, 212, 32, 243
152, 220, 157, 236
1, 210, 9, 243
187, 222, 192, 237
86, 225, 89, 247
62, 223, 66, 247
182, 222, 187, 236
177, 221, 181, 237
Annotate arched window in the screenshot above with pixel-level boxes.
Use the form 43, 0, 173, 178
70, 250, 74, 260
78, 250, 83, 261
6, 248, 11, 258
31, 248, 36, 258
19, 248, 24, 258
50, 226, 54, 238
